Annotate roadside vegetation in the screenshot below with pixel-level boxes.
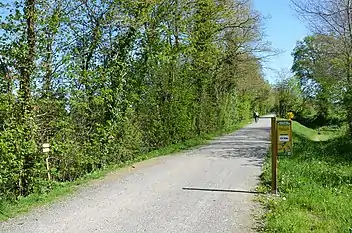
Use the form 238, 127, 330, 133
259, 0, 352, 231
1, 0, 352, 228
260, 122, 352, 233
0, 118, 249, 221
0, 0, 274, 220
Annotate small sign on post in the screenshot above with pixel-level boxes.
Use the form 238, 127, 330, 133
277, 120, 293, 156
42, 143, 50, 153
42, 143, 51, 181
271, 118, 293, 194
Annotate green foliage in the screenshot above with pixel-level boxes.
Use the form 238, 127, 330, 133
292, 35, 342, 124
272, 73, 303, 118
0, 118, 250, 220
0, 0, 273, 204
259, 121, 352, 233
291, 33, 351, 131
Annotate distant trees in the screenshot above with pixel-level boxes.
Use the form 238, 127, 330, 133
270, 69, 303, 118
291, 35, 345, 125
0, 0, 273, 200
291, 0, 352, 132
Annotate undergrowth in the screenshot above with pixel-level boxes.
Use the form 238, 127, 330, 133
259, 121, 352, 233
0, 120, 250, 221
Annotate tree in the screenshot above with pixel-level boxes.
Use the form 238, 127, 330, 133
272, 69, 303, 118
0, 0, 274, 201
292, 35, 344, 123
291, 0, 352, 133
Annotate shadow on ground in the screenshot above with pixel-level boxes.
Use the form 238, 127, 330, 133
193, 127, 271, 167
182, 187, 264, 194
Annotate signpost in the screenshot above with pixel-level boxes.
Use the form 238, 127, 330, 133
42, 143, 51, 181
271, 117, 293, 194
271, 117, 277, 194
277, 120, 293, 156
42, 143, 50, 153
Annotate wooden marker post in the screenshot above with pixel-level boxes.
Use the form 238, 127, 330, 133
42, 143, 51, 181
271, 117, 278, 194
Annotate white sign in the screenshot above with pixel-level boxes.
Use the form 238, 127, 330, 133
42, 143, 50, 153
43, 148, 50, 153
279, 135, 290, 142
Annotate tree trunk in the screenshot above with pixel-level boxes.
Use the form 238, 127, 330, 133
43, 32, 53, 98
19, 0, 36, 196
20, 0, 36, 113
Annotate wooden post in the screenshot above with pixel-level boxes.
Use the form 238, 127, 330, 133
290, 119, 293, 156
271, 117, 277, 194
46, 156, 51, 181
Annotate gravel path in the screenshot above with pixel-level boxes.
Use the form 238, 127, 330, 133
0, 117, 272, 233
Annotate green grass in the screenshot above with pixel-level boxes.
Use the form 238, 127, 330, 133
259, 121, 352, 233
0, 120, 251, 222
292, 121, 341, 141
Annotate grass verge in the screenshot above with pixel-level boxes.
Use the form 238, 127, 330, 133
258, 121, 352, 233
0, 120, 251, 222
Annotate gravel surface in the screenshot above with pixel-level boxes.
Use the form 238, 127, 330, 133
0, 117, 272, 233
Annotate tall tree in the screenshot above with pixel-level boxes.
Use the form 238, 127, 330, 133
20, 0, 36, 113
292, 0, 352, 133
292, 35, 343, 122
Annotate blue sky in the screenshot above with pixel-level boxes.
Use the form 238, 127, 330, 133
253, 0, 309, 83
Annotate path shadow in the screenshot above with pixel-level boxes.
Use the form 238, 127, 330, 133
182, 187, 264, 194
196, 127, 271, 163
